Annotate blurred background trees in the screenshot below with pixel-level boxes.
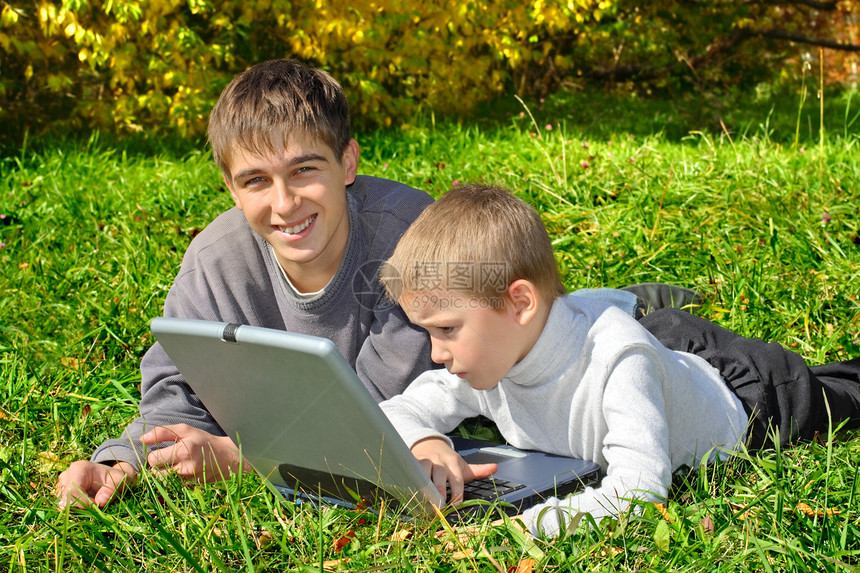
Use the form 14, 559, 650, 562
1, 0, 857, 143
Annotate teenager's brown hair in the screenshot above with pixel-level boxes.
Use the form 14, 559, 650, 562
382, 183, 566, 308
208, 59, 351, 178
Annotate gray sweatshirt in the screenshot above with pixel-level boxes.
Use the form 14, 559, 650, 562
92, 176, 436, 468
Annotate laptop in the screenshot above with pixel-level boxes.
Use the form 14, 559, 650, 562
150, 317, 600, 517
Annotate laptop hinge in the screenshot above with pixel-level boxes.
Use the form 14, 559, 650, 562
220, 323, 240, 343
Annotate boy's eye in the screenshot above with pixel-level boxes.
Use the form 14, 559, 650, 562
242, 176, 266, 187
439, 326, 455, 335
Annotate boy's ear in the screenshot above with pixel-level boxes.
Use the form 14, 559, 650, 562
507, 280, 540, 326
341, 139, 360, 186
223, 174, 243, 210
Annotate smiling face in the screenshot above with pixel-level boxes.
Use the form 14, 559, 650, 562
225, 136, 358, 292
402, 283, 546, 391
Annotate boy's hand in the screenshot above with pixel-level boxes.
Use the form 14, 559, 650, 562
142, 424, 251, 482
56, 460, 138, 508
411, 437, 498, 503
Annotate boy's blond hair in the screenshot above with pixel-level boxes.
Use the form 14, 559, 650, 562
382, 183, 566, 308
208, 59, 351, 178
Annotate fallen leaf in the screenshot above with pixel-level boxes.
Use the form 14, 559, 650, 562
797, 502, 841, 517
333, 530, 356, 552
354, 498, 369, 512
654, 502, 674, 523
256, 529, 274, 548
700, 515, 714, 534
452, 548, 474, 560
390, 527, 413, 542
813, 431, 827, 447
323, 557, 349, 569
510, 558, 537, 572
435, 527, 474, 552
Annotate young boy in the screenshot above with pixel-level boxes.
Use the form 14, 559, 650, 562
379, 183, 860, 537
55, 59, 647, 508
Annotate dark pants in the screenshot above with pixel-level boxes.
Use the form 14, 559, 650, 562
640, 309, 860, 449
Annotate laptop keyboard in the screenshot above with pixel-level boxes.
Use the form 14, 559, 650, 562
450, 477, 526, 501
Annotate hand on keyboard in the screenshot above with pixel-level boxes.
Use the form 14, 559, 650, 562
411, 436, 499, 503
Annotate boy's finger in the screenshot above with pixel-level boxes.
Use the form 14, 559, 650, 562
147, 443, 182, 469
140, 425, 181, 444
93, 482, 119, 507
465, 462, 498, 481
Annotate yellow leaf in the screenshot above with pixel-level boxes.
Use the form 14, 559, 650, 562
322, 557, 349, 569
654, 502, 674, 522
452, 548, 474, 560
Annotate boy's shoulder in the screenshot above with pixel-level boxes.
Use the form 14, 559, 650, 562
348, 175, 434, 221
176, 207, 266, 274
561, 293, 656, 348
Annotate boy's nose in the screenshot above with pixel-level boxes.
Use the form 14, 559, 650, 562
272, 182, 300, 214
430, 341, 451, 365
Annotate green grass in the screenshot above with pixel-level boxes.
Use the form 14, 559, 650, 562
1, 84, 859, 571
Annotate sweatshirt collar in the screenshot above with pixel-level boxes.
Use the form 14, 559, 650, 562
503, 295, 583, 387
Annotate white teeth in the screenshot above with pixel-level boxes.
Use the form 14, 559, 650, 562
280, 214, 316, 234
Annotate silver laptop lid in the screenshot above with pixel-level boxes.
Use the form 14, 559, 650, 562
150, 317, 443, 512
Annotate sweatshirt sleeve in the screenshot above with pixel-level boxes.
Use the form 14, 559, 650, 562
89, 277, 230, 469
90, 218, 279, 468
354, 299, 436, 401
380, 371, 484, 448
521, 350, 673, 537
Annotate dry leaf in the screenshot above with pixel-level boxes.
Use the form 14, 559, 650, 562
452, 548, 474, 560
390, 527, 413, 542
435, 527, 474, 552
323, 557, 349, 569
510, 558, 537, 572
797, 502, 841, 517
654, 502, 674, 522
256, 529, 274, 549
700, 515, 714, 534
333, 530, 356, 552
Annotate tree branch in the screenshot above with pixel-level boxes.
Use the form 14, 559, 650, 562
755, 0, 839, 11
756, 28, 860, 52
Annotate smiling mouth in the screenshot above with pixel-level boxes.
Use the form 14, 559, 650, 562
279, 214, 317, 234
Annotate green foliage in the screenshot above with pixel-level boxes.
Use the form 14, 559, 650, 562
0, 0, 608, 141
2, 0, 856, 143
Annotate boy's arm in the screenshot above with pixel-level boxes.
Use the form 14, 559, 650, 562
380, 370, 483, 447
89, 338, 230, 471
380, 370, 491, 501
521, 351, 674, 537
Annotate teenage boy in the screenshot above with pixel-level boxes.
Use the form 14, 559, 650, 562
379, 183, 860, 537
55, 59, 645, 508
56, 59, 440, 507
